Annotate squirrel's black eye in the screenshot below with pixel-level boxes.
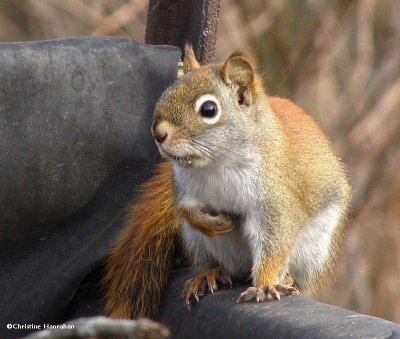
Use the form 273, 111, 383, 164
195, 94, 221, 124
199, 100, 218, 118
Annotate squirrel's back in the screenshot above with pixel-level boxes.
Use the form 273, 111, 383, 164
270, 97, 351, 290
271, 96, 350, 204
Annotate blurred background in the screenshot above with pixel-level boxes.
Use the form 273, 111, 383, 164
1, 0, 399, 323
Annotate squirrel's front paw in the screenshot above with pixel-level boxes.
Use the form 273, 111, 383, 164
237, 283, 299, 303
198, 207, 235, 236
179, 205, 236, 237
182, 267, 232, 309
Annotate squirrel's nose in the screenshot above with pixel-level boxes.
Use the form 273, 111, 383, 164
152, 121, 168, 144
154, 130, 168, 144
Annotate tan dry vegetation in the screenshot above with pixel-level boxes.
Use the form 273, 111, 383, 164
1, 0, 399, 323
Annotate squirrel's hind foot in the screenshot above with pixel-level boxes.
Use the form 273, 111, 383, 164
237, 283, 299, 303
182, 267, 232, 309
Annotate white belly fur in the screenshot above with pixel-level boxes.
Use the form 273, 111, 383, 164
181, 220, 252, 277
175, 163, 259, 277
176, 163, 343, 286
288, 203, 342, 288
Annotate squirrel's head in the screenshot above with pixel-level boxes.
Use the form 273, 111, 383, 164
152, 44, 267, 169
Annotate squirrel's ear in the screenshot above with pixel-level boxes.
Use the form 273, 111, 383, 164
183, 44, 200, 74
222, 52, 255, 105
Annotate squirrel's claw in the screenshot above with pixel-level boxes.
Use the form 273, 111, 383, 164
275, 283, 299, 296
237, 283, 299, 303
182, 267, 232, 308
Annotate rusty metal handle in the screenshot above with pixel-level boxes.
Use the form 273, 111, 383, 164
145, 0, 221, 64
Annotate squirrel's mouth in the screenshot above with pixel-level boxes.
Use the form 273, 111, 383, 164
162, 151, 200, 167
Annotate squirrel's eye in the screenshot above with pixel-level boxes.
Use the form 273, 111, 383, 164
195, 94, 222, 124
199, 101, 218, 118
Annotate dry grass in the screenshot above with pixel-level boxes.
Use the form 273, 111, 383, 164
1, 0, 399, 323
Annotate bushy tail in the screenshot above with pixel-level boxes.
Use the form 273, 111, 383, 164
103, 162, 180, 319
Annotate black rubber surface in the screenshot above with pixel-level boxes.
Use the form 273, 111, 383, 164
0, 37, 180, 338
159, 270, 400, 339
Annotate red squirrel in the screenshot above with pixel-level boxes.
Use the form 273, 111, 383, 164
103, 45, 351, 319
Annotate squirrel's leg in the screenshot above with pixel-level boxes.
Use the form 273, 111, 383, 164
238, 216, 299, 303
237, 255, 299, 303
181, 266, 232, 308
179, 205, 236, 237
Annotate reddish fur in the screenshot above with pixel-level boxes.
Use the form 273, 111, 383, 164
270, 97, 330, 147
253, 253, 289, 287
269, 97, 351, 290
103, 162, 180, 319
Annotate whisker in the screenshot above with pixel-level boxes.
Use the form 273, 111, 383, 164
188, 140, 217, 160
192, 138, 247, 166
192, 142, 215, 158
